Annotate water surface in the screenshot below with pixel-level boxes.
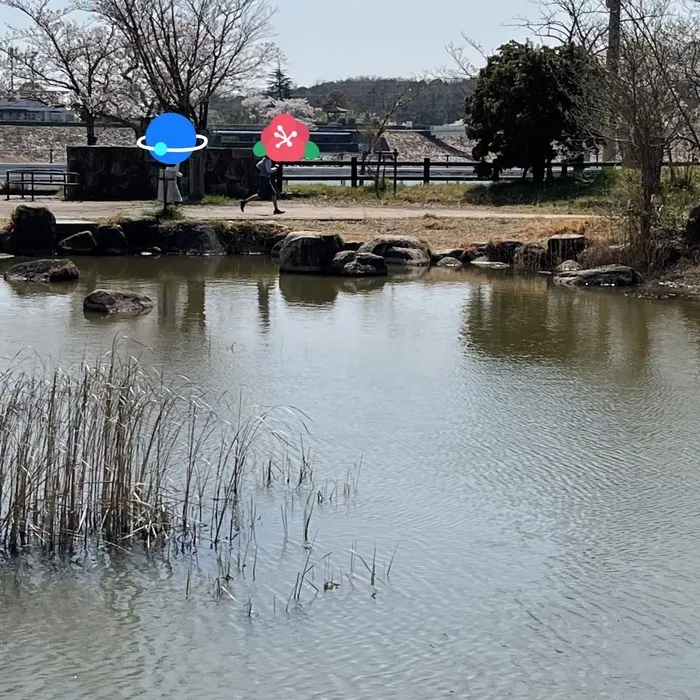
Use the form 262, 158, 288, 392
1, 257, 700, 699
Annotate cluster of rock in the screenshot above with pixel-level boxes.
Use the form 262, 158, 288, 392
274, 232, 431, 277
0, 205, 289, 258
0, 204, 646, 289
2, 259, 153, 314
271, 230, 643, 288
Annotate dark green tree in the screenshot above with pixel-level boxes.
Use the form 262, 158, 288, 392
322, 89, 348, 111
466, 41, 596, 184
266, 65, 292, 100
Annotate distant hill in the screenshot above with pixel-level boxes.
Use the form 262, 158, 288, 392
292, 77, 476, 126
209, 77, 476, 126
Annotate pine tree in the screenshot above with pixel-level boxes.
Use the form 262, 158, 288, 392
266, 66, 293, 100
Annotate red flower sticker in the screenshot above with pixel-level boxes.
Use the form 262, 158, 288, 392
261, 113, 310, 163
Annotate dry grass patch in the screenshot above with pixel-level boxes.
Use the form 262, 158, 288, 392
280, 214, 608, 250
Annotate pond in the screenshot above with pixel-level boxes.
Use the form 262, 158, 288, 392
1, 256, 700, 699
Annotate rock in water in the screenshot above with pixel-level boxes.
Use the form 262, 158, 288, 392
554, 259, 582, 273
270, 239, 284, 258
484, 240, 522, 264
83, 289, 154, 314
436, 256, 463, 268
513, 243, 548, 270
279, 232, 344, 273
547, 233, 586, 263
553, 264, 643, 287
471, 257, 509, 270
8, 205, 56, 256
329, 250, 388, 277
4, 258, 79, 283
431, 249, 466, 264
58, 230, 97, 255
94, 224, 128, 255
357, 235, 431, 266
162, 221, 226, 255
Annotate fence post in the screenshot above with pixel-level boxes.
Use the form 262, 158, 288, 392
393, 149, 398, 194
423, 157, 430, 184
5, 171, 8, 200
351, 156, 358, 187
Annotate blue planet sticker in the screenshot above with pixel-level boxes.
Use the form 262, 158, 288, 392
136, 113, 208, 165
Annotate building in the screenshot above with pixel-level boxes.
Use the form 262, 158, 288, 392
0, 97, 76, 123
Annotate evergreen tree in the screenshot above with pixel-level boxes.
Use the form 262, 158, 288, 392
266, 66, 293, 100
467, 41, 595, 184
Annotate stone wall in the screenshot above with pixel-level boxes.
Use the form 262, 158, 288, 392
66, 146, 258, 200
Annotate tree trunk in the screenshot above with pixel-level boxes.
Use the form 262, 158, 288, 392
85, 118, 97, 146
546, 160, 554, 182
531, 161, 545, 185
639, 139, 663, 241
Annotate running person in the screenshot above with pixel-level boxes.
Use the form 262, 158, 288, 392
240, 156, 284, 215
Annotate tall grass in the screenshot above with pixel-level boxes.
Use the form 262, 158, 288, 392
0, 351, 306, 557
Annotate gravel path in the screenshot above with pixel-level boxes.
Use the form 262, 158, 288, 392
0, 199, 596, 222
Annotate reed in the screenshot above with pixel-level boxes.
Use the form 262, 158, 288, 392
0, 350, 307, 558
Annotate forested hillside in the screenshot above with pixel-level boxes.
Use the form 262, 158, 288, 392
293, 77, 475, 125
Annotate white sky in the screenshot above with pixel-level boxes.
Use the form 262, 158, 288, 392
0, 0, 532, 86
275, 0, 530, 85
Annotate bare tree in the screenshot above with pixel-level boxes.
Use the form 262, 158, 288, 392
354, 79, 429, 192
0, 0, 120, 144
85, 0, 278, 199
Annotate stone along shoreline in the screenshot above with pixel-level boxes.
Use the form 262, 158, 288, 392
0, 204, 646, 290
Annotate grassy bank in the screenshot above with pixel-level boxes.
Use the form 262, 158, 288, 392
283, 170, 618, 212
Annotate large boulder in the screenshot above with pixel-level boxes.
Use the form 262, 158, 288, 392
83, 289, 154, 314
513, 242, 548, 270
4, 258, 79, 283
547, 232, 586, 263
342, 241, 363, 252
484, 240, 522, 264
329, 250, 388, 277
118, 216, 162, 252
94, 224, 128, 255
553, 264, 643, 287
8, 205, 56, 256
58, 230, 97, 255
279, 231, 344, 273
357, 235, 430, 266
162, 221, 226, 255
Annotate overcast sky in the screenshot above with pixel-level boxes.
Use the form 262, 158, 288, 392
1, 0, 532, 87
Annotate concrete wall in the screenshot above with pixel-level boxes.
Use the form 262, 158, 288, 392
66, 146, 257, 200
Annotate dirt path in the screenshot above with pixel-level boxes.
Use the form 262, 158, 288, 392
0, 199, 597, 222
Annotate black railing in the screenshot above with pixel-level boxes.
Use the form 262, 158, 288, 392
5, 169, 80, 201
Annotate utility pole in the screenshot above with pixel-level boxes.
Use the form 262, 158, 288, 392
603, 0, 622, 161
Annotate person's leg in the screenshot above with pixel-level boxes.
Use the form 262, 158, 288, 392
240, 193, 260, 211
270, 181, 284, 215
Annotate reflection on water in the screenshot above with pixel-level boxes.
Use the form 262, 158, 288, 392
2, 257, 700, 699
